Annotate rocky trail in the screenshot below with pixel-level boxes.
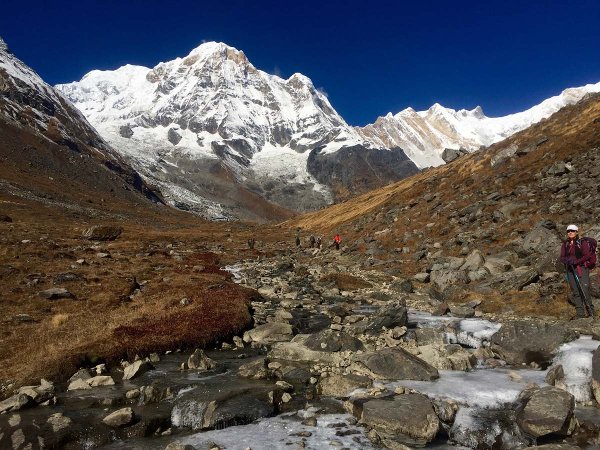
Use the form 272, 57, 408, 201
3, 244, 600, 450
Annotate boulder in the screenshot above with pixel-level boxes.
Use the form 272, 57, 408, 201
360, 394, 439, 446
123, 360, 154, 380
268, 338, 343, 364
39, 288, 74, 300
82, 225, 123, 241
352, 347, 439, 381
517, 387, 576, 437
47, 412, 73, 433
0, 393, 34, 413
523, 225, 562, 256
171, 386, 276, 431
450, 407, 528, 449
165, 442, 198, 450
459, 250, 485, 272
243, 322, 294, 345
102, 407, 135, 427
490, 143, 518, 167
88, 376, 115, 387
67, 378, 92, 391
490, 321, 577, 365
187, 349, 216, 371
303, 329, 364, 352
430, 269, 468, 292
448, 304, 475, 318
353, 302, 408, 334
417, 344, 475, 371
318, 374, 372, 398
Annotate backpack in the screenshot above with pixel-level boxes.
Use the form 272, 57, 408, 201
578, 237, 598, 268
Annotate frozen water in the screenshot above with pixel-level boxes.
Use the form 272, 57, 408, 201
408, 310, 501, 348
181, 412, 375, 449
550, 335, 600, 402
379, 368, 547, 409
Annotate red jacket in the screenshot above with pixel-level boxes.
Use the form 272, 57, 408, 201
560, 238, 593, 267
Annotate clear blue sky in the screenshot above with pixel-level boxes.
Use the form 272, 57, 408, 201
1, 0, 599, 125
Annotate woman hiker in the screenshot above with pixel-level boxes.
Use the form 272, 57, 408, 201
559, 224, 595, 318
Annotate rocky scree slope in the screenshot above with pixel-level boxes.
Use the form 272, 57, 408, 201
290, 93, 600, 317
358, 81, 600, 169
57, 42, 418, 219
0, 37, 162, 207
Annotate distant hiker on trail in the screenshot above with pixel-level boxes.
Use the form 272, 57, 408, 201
295, 231, 301, 247
247, 238, 255, 249
309, 235, 316, 248
316, 236, 322, 249
333, 234, 341, 250
559, 224, 596, 318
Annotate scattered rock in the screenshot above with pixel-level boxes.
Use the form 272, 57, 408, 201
517, 386, 576, 437
187, 349, 216, 371
82, 225, 123, 241
123, 360, 154, 380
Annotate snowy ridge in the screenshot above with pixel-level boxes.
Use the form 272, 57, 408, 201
358, 81, 600, 168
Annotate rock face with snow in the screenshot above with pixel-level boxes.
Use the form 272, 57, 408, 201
0, 37, 161, 203
56, 42, 418, 220
357, 82, 600, 168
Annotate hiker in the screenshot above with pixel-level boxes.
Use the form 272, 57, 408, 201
333, 233, 341, 250
247, 238, 255, 249
309, 235, 316, 248
316, 236, 322, 249
559, 224, 596, 318
295, 231, 301, 247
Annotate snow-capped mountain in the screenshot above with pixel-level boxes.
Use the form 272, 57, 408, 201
358, 82, 600, 168
56, 42, 417, 219
0, 36, 160, 203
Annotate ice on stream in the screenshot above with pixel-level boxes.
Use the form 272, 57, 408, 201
181, 411, 375, 449
408, 310, 501, 348
550, 335, 600, 402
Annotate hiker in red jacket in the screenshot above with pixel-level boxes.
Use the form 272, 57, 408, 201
559, 224, 595, 318
333, 234, 341, 250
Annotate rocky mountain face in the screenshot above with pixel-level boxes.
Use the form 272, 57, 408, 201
56, 42, 418, 220
0, 37, 162, 205
357, 82, 600, 168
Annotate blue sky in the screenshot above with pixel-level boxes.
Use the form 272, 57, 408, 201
1, 0, 599, 125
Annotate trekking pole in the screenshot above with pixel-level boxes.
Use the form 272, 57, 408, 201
568, 264, 595, 317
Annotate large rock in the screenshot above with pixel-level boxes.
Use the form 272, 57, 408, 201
268, 337, 343, 364
102, 407, 135, 427
360, 394, 439, 446
243, 322, 294, 345
318, 373, 372, 398
352, 347, 439, 381
522, 225, 562, 256
353, 302, 408, 334
123, 360, 154, 380
39, 288, 74, 300
417, 344, 475, 371
303, 329, 364, 352
517, 386, 576, 437
430, 269, 468, 292
187, 349, 216, 371
0, 393, 34, 413
450, 407, 528, 449
171, 386, 276, 430
82, 225, 123, 241
490, 321, 577, 365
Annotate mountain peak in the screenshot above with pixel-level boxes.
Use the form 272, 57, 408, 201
0, 36, 9, 53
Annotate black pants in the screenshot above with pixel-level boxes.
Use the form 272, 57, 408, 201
567, 266, 592, 317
